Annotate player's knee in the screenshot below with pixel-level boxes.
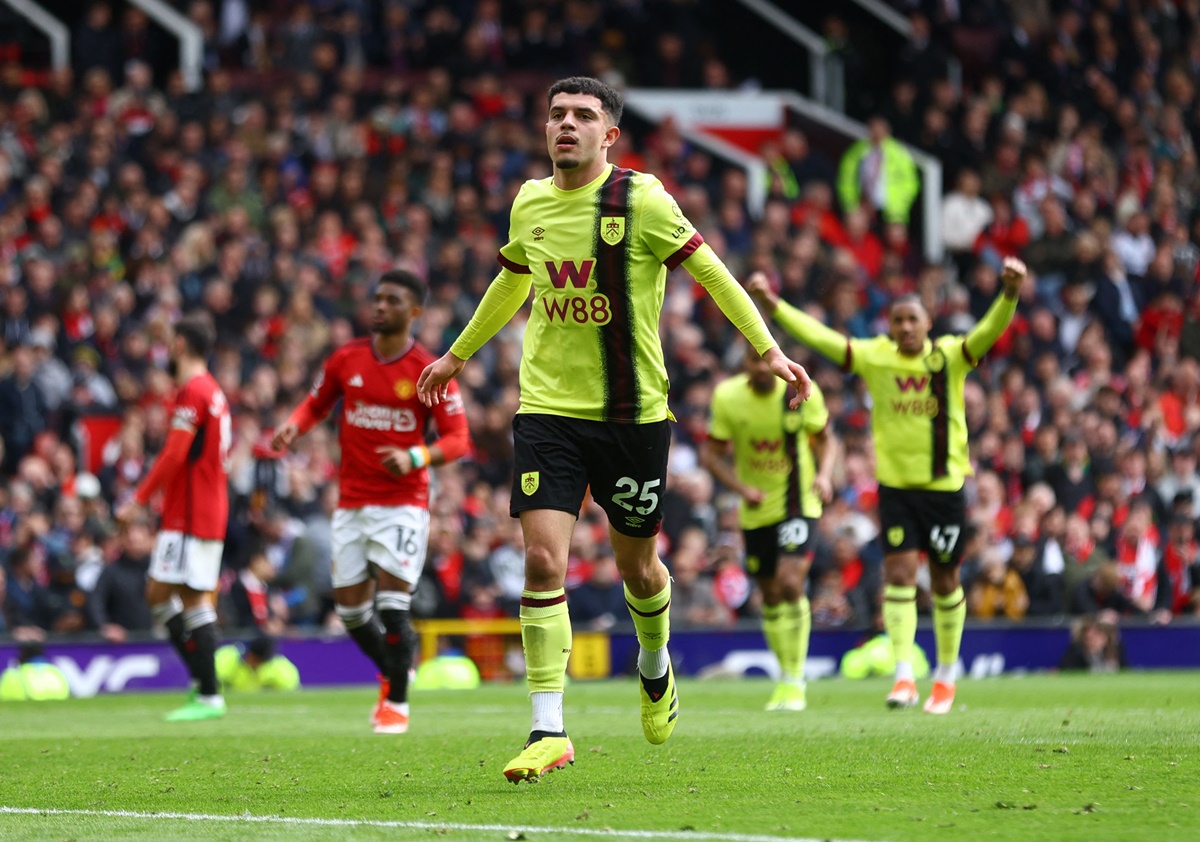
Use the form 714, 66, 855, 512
930, 565, 961, 594
145, 579, 170, 605
333, 576, 373, 605
757, 577, 784, 605
884, 551, 920, 586
522, 543, 564, 584
781, 583, 803, 603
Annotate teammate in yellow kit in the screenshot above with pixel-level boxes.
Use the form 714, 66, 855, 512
748, 256, 1026, 714
417, 76, 813, 781
703, 346, 839, 711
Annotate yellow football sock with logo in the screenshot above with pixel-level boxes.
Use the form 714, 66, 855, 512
761, 603, 787, 677
784, 596, 811, 684
520, 589, 572, 695
883, 585, 918, 674
625, 581, 671, 678
932, 586, 966, 682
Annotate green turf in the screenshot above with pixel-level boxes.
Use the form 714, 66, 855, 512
0, 673, 1196, 841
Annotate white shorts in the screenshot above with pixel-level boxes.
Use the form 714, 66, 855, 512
331, 505, 430, 589
150, 531, 224, 592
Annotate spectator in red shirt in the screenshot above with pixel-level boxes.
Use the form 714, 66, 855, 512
833, 207, 883, 280
1157, 513, 1200, 616
974, 193, 1031, 266
790, 181, 846, 245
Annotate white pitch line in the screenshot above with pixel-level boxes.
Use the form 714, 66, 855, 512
0, 806, 879, 842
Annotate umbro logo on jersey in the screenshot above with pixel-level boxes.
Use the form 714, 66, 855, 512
532, 226, 545, 241
348, 375, 364, 387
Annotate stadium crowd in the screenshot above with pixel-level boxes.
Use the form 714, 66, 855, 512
2, 0, 1200, 648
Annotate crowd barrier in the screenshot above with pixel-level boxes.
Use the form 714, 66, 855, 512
3, 621, 1197, 698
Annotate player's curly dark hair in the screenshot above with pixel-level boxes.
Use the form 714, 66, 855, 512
379, 268, 428, 304
547, 76, 623, 126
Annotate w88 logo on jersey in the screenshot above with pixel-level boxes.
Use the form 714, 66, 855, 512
542, 293, 612, 325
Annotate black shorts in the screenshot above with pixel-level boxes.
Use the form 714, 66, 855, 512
510, 413, 671, 538
877, 484, 968, 565
742, 517, 814, 579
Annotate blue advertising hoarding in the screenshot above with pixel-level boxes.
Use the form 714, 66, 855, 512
3, 622, 1197, 697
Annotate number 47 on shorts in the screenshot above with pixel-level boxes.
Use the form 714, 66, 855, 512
929, 524, 960, 561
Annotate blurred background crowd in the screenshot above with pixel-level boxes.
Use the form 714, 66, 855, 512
2, 0, 1199, 652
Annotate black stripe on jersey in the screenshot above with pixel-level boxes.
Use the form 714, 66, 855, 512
783, 390, 803, 519
594, 167, 638, 422
929, 366, 950, 479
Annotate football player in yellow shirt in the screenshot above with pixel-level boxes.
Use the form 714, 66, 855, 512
703, 346, 839, 711
418, 76, 813, 781
748, 256, 1026, 714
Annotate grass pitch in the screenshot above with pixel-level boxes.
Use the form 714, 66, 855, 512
0, 672, 1196, 841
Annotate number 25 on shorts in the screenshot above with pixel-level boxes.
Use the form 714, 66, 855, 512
611, 477, 660, 514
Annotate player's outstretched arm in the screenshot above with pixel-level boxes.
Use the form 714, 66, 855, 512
746, 272, 851, 369
684, 245, 776, 353
115, 426, 196, 526
271, 396, 325, 452
270, 420, 301, 453
963, 256, 1026, 363
419, 269, 532, 407
683, 247, 811, 404
764, 348, 812, 406
274, 355, 343, 452
416, 352, 466, 407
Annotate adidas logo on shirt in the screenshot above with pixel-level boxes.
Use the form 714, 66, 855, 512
348, 375, 364, 387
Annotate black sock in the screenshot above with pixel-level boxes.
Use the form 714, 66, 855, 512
347, 619, 387, 674
165, 613, 197, 680
379, 608, 417, 704
528, 729, 568, 743
188, 622, 220, 697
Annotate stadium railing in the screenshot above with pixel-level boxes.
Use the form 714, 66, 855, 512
127, 0, 203, 91
0, 0, 68, 70
622, 87, 944, 263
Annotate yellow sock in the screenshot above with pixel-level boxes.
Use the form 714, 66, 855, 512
624, 580, 671, 660
883, 585, 918, 669
762, 603, 787, 677
786, 596, 811, 683
520, 589, 571, 695
932, 586, 966, 680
